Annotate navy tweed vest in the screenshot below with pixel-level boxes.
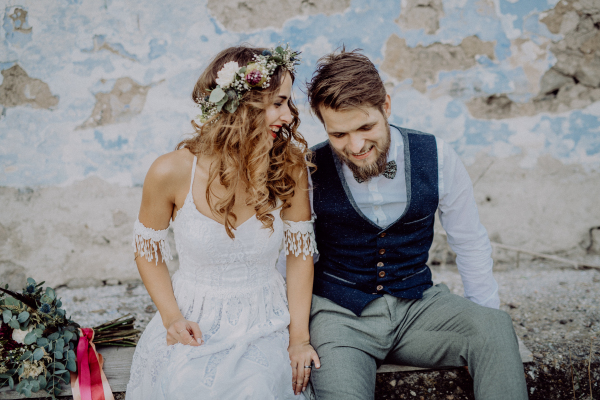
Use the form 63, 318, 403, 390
311, 126, 438, 316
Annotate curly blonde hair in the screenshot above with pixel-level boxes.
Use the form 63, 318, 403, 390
177, 45, 311, 238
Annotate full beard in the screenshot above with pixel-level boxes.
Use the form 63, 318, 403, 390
333, 124, 391, 182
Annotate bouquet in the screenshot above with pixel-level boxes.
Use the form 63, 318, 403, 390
0, 278, 139, 398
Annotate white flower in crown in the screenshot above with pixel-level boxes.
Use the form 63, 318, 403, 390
12, 326, 33, 344
215, 61, 240, 89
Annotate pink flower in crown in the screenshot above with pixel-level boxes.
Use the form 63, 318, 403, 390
244, 63, 267, 87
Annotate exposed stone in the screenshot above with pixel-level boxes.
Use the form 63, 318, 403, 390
206, 0, 351, 32
0, 260, 26, 290
83, 35, 138, 62
469, 0, 600, 119
7, 7, 32, 34
381, 34, 495, 92
78, 77, 151, 129
0, 64, 59, 109
396, 0, 444, 35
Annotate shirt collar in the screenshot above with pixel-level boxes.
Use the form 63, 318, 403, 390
387, 123, 402, 163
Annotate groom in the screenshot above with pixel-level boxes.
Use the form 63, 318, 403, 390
303, 50, 528, 399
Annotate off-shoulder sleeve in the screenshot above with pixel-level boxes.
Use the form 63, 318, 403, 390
283, 216, 318, 260
132, 218, 173, 265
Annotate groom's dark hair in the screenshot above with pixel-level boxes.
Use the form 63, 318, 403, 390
306, 47, 387, 123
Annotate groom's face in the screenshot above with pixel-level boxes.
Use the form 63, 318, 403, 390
320, 94, 392, 180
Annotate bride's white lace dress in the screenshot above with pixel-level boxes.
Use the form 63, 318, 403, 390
126, 156, 316, 400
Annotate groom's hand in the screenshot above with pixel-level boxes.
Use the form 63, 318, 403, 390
288, 341, 321, 395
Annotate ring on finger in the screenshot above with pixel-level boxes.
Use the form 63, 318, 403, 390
177, 329, 185, 334
304, 365, 311, 369
185, 337, 193, 345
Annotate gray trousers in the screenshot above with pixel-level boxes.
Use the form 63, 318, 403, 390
306, 284, 528, 400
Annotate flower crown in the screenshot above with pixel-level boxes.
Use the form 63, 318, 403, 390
195, 45, 301, 123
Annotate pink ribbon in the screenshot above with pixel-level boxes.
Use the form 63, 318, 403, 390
70, 328, 114, 400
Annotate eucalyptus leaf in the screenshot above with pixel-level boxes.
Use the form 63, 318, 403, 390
17, 311, 30, 323
22, 387, 31, 397
33, 347, 45, 361
8, 318, 20, 329
33, 328, 43, 338
275, 46, 284, 54
209, 87, 226, 103
66, 359, 77, 372
2, 309, 11, 323
56, 299, 62, 308
56, 308, 65, 316
8, 376, 14, 389
30, 380, 40, 392
239, 66, 247, 74
20, 351, 33, 361
68, 350, 76, 360
54, 369, 67, 374
26, 277, 35, 285
15, 380, 25, 392
54, 351, 63, 360
63, 330, 73, 343
56, 338, 64, 351
45, 287, 56, 300
36, 337, 48, 347
48, 332, 59, 341
38, 323, 45, 330
47, 341, 53, 351
21, 319, 30, 330
49, 362, 65, 370
272, 55, 283, 63
4, 296, 18, 306
224, 97, 239, 114
0, 374, 10, 378
37, 375, 46, 390
24, 331, 37, 345
17, 364, 24, 376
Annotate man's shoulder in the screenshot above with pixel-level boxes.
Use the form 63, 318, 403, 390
391, 124, 436, 139
310, 140, 330, 152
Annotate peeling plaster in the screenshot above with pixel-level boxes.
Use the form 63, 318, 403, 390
468, 0, 600, 119
381, 34, 495, 92
0, 64, 59, 109
207, 0, 351, 31
396, 0, 444, 35
78, 77, 151, 129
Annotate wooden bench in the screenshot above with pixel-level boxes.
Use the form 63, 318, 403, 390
0, 339, 532, 399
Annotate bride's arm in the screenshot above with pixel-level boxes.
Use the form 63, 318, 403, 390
281, 168, 320, 395
134, 152, 202, 347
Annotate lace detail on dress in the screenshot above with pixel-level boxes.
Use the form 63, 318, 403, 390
283, 217, 318, 260
132, 218, 173, 265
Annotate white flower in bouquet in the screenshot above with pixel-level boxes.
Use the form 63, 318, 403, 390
11, 326, 33, 344
215, 61, 240, 88
22, 360, 44, 379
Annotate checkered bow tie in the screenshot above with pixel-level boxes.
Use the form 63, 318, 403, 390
353, 160, 398, 184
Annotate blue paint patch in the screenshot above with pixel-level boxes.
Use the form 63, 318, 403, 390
94, 130, 128, 150
499, 0, 551, 32
201, 35, 208, 42
83, 35, 139, 61
3, 6, 33, 48
73, 58, 115, 75
445, 100, 463, 119
149, 38, 168, 60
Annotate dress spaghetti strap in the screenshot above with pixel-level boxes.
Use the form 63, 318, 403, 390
188, 156, 197, 199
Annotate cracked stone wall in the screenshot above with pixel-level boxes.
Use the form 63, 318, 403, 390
0, 0, 599, 285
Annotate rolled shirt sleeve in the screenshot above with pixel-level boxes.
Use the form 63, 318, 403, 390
437, 139, 500, 309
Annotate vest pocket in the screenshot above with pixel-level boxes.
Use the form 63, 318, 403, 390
400, 266, 429, 280
322, 271, 357, 286
403, 212, 434, 226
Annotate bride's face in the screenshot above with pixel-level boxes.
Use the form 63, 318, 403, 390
264, 72, 293, 147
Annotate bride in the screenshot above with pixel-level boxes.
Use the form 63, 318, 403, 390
126, 44, 319, 399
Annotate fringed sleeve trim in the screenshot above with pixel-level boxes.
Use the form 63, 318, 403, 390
283, 216, 318, 261
132, 218, 173, 265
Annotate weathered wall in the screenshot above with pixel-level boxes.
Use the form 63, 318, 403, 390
1, 0, 599, 286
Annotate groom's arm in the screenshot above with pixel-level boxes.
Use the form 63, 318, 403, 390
436, 139, 500, 309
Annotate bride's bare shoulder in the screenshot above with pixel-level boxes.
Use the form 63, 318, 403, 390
144, 148, 195, 188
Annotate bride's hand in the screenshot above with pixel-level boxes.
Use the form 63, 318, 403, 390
165, 317, 203, 346
288, 341, 320, 395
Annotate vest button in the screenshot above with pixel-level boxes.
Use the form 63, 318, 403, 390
378, 271, 386, 278
380, 232, 387, 238
377, 285, 383, 291
379, 249, 385, 255
377, 262, 384, 267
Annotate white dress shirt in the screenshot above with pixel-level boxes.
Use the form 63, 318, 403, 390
277, 126, 500, 309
